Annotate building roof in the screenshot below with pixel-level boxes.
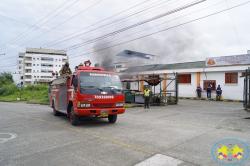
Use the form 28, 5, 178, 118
121, 61, 206, 73
116, 50, 155, 59
26, 48, 67, 56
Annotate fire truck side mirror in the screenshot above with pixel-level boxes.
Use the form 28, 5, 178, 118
72, 75, 78, 90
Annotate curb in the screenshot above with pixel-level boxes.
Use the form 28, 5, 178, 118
125, 104, 144, 108
0, 100, 49, 105
178, 97, 242, 103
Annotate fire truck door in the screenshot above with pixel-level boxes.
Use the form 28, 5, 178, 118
58, 84, 67, 113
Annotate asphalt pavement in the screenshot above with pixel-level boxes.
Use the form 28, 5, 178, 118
0, 100, 250, 166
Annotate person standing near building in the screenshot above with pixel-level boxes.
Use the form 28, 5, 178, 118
216, 85, 222, 101
196, 85, 202, 98
207, 83, 212, 99
144, 86, 151, 109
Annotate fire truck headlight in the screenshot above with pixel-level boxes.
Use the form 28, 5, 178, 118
115, 103, 124, 107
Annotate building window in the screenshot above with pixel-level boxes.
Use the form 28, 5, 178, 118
33, 64, 35, 66
41, 57, 53, 61
33, 58, 35, 60
37, 64, 39, 66
59, 65, 61, 67
33, 70, 35, 72
115, 65, 123, 68
37, 58, 39, 60
34, 76, 36, 78
178, 74, 191, 84
225, 72, 238, 84
37, 70, 39, 72
203, 80, 216, 90
41, 63, 53, 67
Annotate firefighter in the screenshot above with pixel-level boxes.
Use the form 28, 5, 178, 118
78, 63, 83, 67
144, 86, 151, 109
59, 62, 72, 76
216, 85, 222, 101
74, 66, 78, 72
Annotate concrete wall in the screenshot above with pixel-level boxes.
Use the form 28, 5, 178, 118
178, 73, 197, 98
199, 71, 244, 100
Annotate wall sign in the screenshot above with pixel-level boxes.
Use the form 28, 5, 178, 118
206, 54, 250, 67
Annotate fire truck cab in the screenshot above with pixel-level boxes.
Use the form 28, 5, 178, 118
49, 61, 125, 126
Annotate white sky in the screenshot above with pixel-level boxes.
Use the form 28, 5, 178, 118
0, 0, 250, 73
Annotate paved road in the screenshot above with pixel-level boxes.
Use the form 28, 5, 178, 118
0, 100, 250, 166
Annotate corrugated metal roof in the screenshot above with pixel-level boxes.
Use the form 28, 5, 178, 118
121, 61, 206, 73
116, 50, 155, 59
26, 48, 66, 55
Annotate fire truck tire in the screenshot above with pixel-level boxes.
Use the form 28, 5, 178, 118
69, 107, 79, 126
52, 102, 60, 116
108, 115, 117, 123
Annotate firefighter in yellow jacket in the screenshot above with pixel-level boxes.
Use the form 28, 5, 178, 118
144, 86, 151, 109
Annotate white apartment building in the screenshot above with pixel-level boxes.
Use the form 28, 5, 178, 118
17, 48, 68, 85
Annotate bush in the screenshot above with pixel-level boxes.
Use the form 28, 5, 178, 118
0, 84, 18, 96
0, 83, 49, 104
0, 72, 14, 87
25, 84, 48, 91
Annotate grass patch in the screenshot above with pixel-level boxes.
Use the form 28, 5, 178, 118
0, 84, 49, 105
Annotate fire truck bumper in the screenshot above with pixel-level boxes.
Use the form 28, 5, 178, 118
74, 108, 125, 117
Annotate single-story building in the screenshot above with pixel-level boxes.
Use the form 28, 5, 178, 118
120, 52, 250, 101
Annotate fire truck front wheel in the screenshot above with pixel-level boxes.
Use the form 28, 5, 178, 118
52, 102, 60, 116
108, 115, 117, 123
69, 107, 79, 126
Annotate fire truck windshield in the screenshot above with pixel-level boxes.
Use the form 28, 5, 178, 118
79, 72, 122, 94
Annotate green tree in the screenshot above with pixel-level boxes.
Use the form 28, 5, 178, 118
0, 72, 14, 87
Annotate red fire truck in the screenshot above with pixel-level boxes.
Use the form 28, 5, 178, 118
49, 61, 125, 126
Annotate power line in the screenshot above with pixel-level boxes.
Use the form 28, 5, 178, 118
43, 0, 154, 47
68, 0, 250, 60
0, 0, 207, 62
224, 0, 245, 50
0, 13, 34, 27
0, 0, 176, 61
78, 0, 225, 53
43, 0, 169, 48
0, 0, 249, 68
1, 0, 80, 48
67, 0, 206, 50
18, 0, 103, 47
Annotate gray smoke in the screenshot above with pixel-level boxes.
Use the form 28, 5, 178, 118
93, 25, 205, 67
93, 40, 116, 67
